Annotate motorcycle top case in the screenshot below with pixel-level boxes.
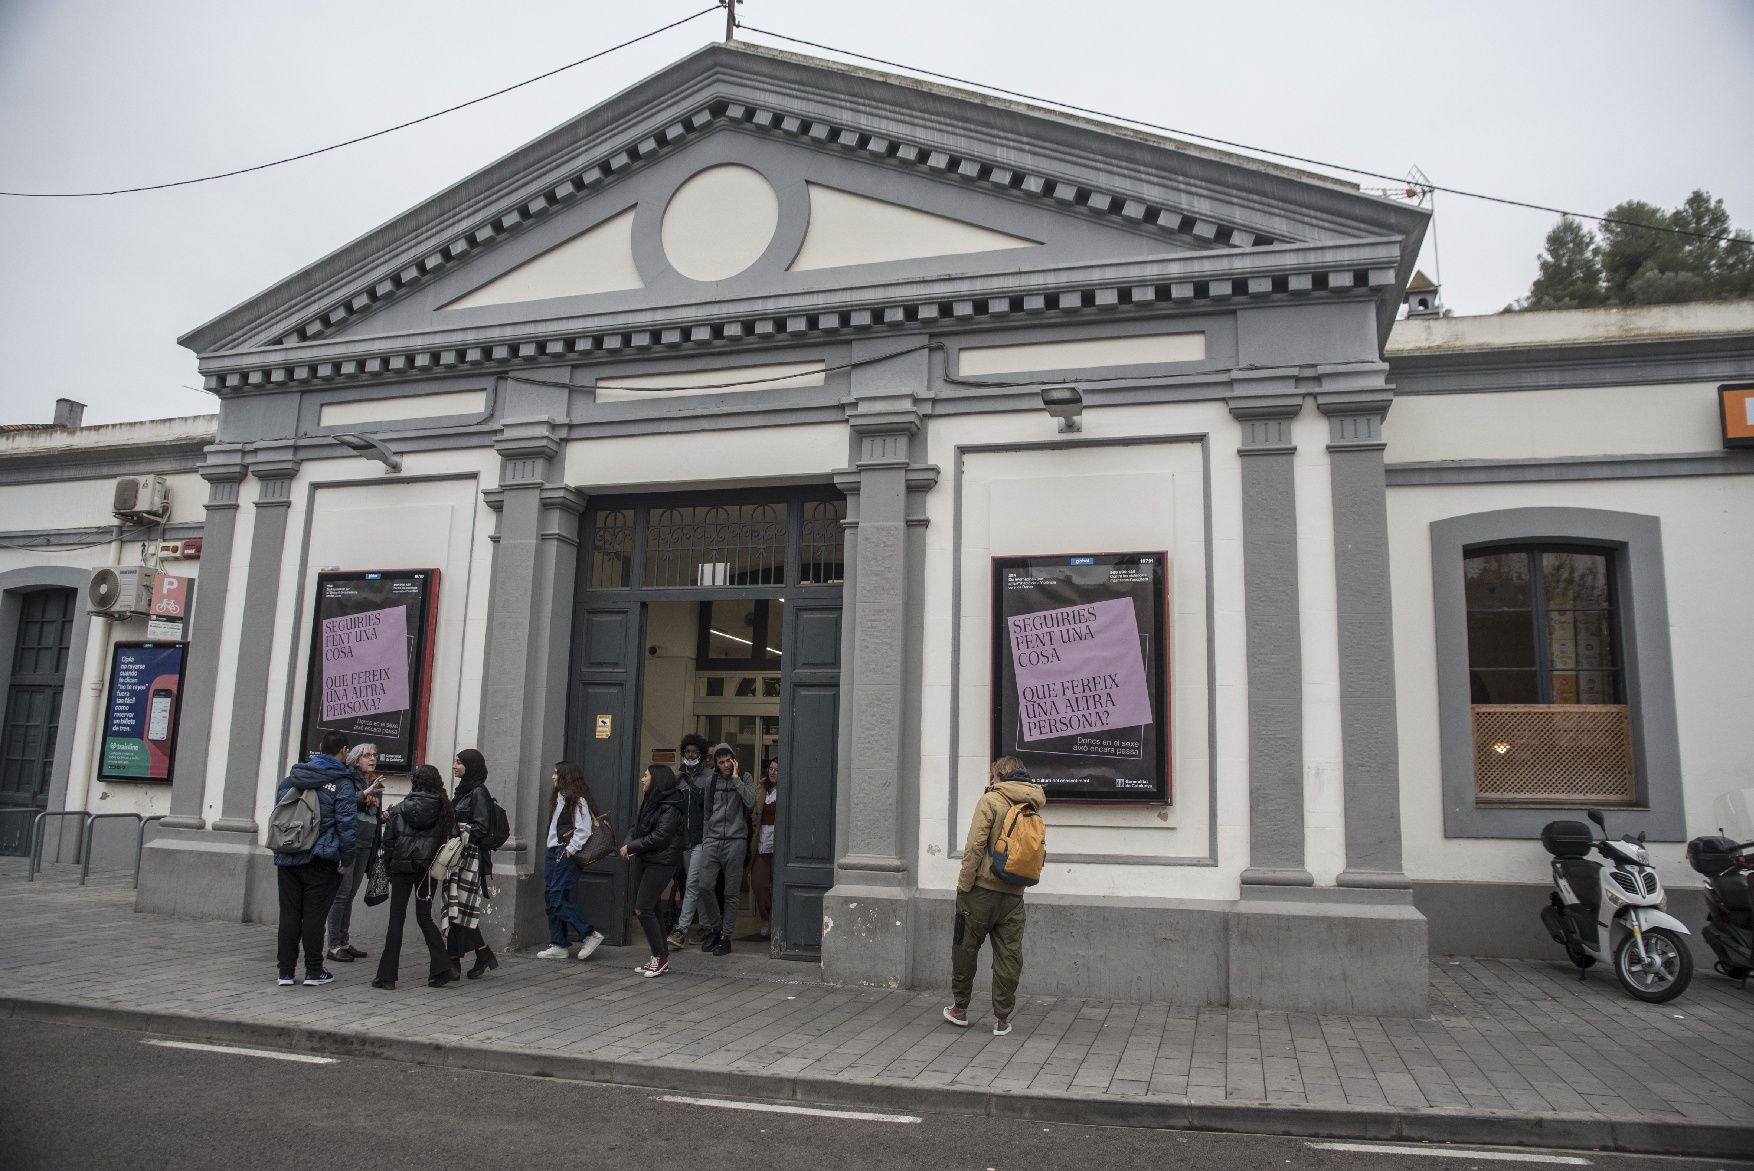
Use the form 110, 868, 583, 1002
1540, 820, 1595, 858
1687, 835, 1744, 876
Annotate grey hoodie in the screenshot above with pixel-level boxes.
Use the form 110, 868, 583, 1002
702, 744, 756, 842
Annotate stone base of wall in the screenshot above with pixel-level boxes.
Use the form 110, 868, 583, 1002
1413, 879, 1712, 966
135, 829, 262, 921
883, 887, 1429, 1016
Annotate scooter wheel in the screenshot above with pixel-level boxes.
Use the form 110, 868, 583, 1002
1613, 927, 1693, 1003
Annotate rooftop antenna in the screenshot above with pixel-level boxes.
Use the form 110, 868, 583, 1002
1408, 164, 1442, 291
724, 0, 740, 43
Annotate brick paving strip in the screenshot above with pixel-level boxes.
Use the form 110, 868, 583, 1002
2, 862, 1751, 1157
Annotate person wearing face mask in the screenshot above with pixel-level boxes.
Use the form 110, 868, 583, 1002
664, 733, 713, 950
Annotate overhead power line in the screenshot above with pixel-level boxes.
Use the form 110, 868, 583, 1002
0, 5, 723, 198
740, 25, 1753, 251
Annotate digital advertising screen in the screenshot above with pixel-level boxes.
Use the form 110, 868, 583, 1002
98, 641, 187, 783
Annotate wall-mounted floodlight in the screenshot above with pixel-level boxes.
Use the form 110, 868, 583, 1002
1040, 385, 1083, 433
332, 432, 402, 472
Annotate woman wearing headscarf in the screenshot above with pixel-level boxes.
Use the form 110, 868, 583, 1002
372, 764, 455, 989
443, 748, 498, 979
620, 763, 685, 978
325, 742, 386, 965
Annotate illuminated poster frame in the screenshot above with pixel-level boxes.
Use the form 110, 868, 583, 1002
98, 641, 188, 784
990, 552, 1171, 804
298, 569, 439, 774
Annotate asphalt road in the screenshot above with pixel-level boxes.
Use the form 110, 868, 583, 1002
0, 1020, 1745, 1171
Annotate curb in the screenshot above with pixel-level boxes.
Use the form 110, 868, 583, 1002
3, 995, 1745, 1159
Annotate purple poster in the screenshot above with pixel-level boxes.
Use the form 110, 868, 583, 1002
1008, 598, 1153, 742
299, 570, 438, 773
320, 605, 410, 722
992, 553, 1170, 803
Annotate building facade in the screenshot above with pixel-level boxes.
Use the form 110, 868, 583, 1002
5, 45, 1750, 1016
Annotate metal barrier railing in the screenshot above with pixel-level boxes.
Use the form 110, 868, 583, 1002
134, 815, 166, 888
80, 813, 151, 886
28, 810, 92, 882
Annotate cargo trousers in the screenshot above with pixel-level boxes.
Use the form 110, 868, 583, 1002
950, 885, 1027, 1019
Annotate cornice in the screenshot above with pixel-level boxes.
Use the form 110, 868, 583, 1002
198, 246, 1402, 396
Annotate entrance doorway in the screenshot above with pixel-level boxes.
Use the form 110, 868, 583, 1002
0, 588, 75, 856
565, 492, 844, 960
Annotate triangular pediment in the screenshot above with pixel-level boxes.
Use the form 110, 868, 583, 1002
182, 42, 1426, 357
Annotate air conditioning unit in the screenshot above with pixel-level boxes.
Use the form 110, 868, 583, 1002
89, 566, 155, 619
113, 475, 170, 522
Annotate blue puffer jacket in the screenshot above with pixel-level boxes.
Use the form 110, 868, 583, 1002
272, 754, 358, 869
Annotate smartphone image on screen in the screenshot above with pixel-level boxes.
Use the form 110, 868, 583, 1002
147, 689, 174, 742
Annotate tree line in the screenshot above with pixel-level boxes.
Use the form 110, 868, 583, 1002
1510, 190, 1753, 312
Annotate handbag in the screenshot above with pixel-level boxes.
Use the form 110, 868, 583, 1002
362, 850, 391, 906
573, 813, 617, 868
428, 832, 465, 884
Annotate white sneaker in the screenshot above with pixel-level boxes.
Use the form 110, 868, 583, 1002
536, 944, 569, 959
577, 930, 605, 960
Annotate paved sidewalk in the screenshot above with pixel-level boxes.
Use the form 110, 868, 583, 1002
2, 861, 1751, 1157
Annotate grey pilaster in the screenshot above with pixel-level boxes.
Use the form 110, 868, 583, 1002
159, 451, 247, 830
1228, 390, 1312, 890
210, 457, 299, 835
478, 419, 581, 948
1319, 392, 1408, 888
822, 342, 935, 988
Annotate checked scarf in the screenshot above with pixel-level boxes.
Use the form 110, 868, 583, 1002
441, 841, 487, 930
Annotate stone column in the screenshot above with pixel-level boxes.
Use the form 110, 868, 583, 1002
1318, 392, 1409, 889
137, 452, 287, 920
821, 342, 935, 988
211, 457, 299, 836
1228, 393, 1313, 891
156, 451, 246, 831
477, 419, 581, 948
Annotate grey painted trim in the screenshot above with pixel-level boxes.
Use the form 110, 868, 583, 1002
161, 465, 246, 828
0, 438, 209, 487
1228, 397, 1310, 886
184, 45, 1421, 356
214, 466, 298, 832
0, 522, 204, 548
1388, 332, 1754, 397
0, 567, 93, 825
197, 241, 1405, 394
945, 433, 1219, 868
1430, 507, 1685, 840
1387, 450, 1754, 486
1318, 396, 1407, 886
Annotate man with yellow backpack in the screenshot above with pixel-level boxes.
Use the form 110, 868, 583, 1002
943, 756, 1046, 1037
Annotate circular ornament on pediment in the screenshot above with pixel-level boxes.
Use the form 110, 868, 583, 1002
660, 164, 779, 282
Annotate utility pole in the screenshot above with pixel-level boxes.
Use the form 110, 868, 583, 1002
724, 0, 739, 43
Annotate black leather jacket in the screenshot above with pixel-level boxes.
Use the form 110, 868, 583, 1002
381, 793, 446, 877
625, 786, 686, 868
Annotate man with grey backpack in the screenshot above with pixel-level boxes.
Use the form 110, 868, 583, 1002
269, 731, 358, 987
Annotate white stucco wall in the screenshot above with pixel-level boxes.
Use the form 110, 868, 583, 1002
242, 449, 497, 828
1388, 472, 1754, 882
1384, 381, 1728, 462
917, 400, 1251, 902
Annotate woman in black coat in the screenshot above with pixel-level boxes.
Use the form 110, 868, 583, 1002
445, 747, 498, 979
372, 765, 455, 990
620, 764, 685, 978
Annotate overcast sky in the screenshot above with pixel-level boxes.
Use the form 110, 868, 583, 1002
2, 0, 1750, 426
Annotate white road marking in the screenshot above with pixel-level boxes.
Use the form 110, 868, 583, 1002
654, 1094, 921, 1124
1307, 1142, 1588, 1164
143, 1039, 336, 1065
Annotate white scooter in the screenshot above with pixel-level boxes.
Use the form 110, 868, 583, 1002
1538, 808, 1694, 1002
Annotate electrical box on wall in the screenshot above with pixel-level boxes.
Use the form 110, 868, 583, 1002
89, 565, 156, 619
113, 475, 170, 522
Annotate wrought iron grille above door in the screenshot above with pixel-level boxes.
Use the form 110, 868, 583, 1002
585, 491, 845, 596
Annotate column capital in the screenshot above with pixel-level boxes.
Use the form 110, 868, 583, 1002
493, 418, 565, 488
1318, 391, 1394, 451
1229, 394, 1303, 453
